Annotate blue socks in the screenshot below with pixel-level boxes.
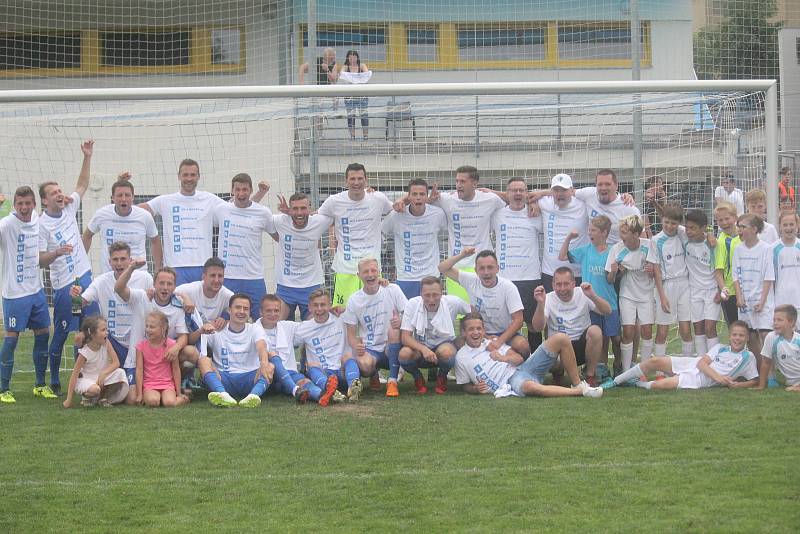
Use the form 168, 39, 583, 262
437, 355, 454, 377
33, 333, 49, 386
400, 357, 423, 380
270, 357, 297, 396
202, 371, 225, 393
249, 376, 269, 397
303, 381, 323, 401
308, 367, 328, 390
387, 342, 401, 381
344, 359, 360, 387
0, 336, 19, 391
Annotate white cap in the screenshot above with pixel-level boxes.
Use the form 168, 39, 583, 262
551, 173, 573, 189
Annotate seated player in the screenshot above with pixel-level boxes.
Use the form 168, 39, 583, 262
603, 320, 758, 391
399, 276, 472, 394
342, 257, 408, 397
198, 294, 275, 407
454, 313, 603, 398
758, 305, 800, 391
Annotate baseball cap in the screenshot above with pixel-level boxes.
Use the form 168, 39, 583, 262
551, 173, 573, 189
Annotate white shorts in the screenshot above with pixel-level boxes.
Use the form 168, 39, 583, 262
75, 368, 129, 403
690, 287, 722, 323
655, 278, 691, 325
739, 304, 774, 331
670, 356, 714, 389
620, 296, 654, 326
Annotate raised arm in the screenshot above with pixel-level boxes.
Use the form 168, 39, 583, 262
581, 283, 611, 316
81, 228, 94, 256
438, 246, 475, 281
251, 181, 269, 203
74, 140, 94, 198
39, 245, 73, 268
531, 285, 547, 333
558, 230, 579, 262
114, 259, 146, 302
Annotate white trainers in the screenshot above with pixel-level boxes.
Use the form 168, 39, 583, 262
238, 393, 262, 408
208, 391, 237, 407
573, 380, 604, 398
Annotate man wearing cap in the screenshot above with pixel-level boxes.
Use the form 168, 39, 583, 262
714, 174, 744, 216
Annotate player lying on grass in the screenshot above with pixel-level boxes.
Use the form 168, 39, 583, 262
758, 305, 800, 392
454, 313, 603, 398
603, 320, 758, 390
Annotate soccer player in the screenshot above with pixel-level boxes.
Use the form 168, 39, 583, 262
381, 178, 447, 299
531, 268, 611, 386
574, 169, 640, 245
713, 201, 741, 324
745, 189, 779, 244
198, 294, 275, 407
439, 247, 530, 359
399, 276, 472, 394
492, 177, 544, 351
769, 211, 800, 309
292, 289, 363, 402
38, 139, 100, 395
273, 192, 332, 320
428, 165, 506, 301
651, 204, 695, 359
342, 257, 408, 397
0, 187, 60, 403
83, 178, 162, 273
455, 313, 602, 398
604, 321, 758, 391
214, 173, 278, 318
140, 158, 227, 285
684, 209, 721, 358
317, 163, 393, 306
177, 257, 234, 331
759, 305, 800, 391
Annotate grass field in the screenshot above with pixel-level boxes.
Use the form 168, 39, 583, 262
2, 332, 799, 533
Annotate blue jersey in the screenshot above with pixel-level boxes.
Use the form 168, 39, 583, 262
570, 243, 617, 310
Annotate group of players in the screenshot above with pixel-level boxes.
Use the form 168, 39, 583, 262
0, 139, 798, 408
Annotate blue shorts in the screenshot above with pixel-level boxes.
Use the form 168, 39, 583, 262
276, 283, 320, 320
365, 347, 389, 369
224, 278, 267, 319
219, 369, 262, 400
395, 280, 421, 300
590, 310, 621, 337
174, 266, 204, 286
53, 270, 100, 334
507, 344, 558, 396
123, 367, 136, 385
3, 289, 50, 332
108, 336, 129, 369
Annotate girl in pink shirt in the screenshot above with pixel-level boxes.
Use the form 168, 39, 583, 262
135, 311, 189, 407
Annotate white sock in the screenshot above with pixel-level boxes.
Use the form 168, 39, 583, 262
640, 339, 654, 362
654, 343, 667, 357
614, 363, 645, 385
706, 337, 719, 352
694, 335, 707, 357
621, 342, 634, 371
635, 380, 653, 390
682, 340, 695, 358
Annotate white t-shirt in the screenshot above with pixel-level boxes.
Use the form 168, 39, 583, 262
770, 239, 800, 307
457, 271, 524, 334
146, 191, 226, 268
492, 205, 543, 281
714, 187, 744, 215
87, 204, 158, 273
606, 238, 657, 303
543, 287, 597, 341
759, 222, 779, 245
400, 294, 472, 348
703, 343, 759, 385
292, 314, 349, 371
761, 331, 800, 386
454, 340, 516, 393
273, 213, 330, 288
203, 323, 266, 374
651, 227, 689, 281
342, 284, 408, 352
215, 201, 276, 280
684, 240, 717, 291
732, 240, 775, 311
175, 281, 234, 324
537, 196, 587, 276
38, 192, 92, 289
77, 343, 114, 382
261, 320, 299, 372
434, 190, 506, 269
124, 289, 189, 368
576, 187, 640, 245
381, 205, 447, 281
0, 211, 45, 299
317, 191, 392, 274
82, 270, 153, 347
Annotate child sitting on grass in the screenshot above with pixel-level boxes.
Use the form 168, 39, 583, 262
758, 305, 800, 391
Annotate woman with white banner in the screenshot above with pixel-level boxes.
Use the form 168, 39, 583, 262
336, 49, 372, 140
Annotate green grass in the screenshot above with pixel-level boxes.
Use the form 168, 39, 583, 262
2, 331, 799, 533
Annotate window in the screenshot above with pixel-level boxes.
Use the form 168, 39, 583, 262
0, 33, 81, 70
302, 26, 387, 63
407, 26, 437, 62
100, 31, 190, 67
558, 23, 649, 61
457, 24, 546, 62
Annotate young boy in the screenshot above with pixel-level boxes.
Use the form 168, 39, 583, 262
651, 204, 694, 359
684, 209, 721, 358
745, 189, 779, 244
714, 201, 741, 325
560, 214, 619, 380
759, 305, 800, 391
602, 320, 758, 391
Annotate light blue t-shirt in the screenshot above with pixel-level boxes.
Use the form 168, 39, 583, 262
569, 243, 617, 310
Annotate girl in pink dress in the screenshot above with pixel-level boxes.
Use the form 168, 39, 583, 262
135, 311, 189, 407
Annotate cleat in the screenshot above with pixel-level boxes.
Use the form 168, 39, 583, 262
435, 375, 448, 395
600, 379, 617, 389
293, 387, 309, 404
369, 374, 381, 392
238, 393, 262, 408
80, 398, 96, 407
596, 363, 611, 382
33, 385, 58, 399
414, 376, 428, 394
386, 381, 399, 397
331, 390, 346, 403
585, 375, 599, 388
347, 378, 362, 402
767, 377, 780, 388
319, 375, 339, 407
208, 391, 237, 407
49, 383, 63, 397
0, 391, 16, 404
97, 398, 112, 408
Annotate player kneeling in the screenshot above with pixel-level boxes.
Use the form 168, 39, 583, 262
454, 313, 603, 398
603, 320, 758, 390
758, 305, 800, 392
198, 294, 275, 407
